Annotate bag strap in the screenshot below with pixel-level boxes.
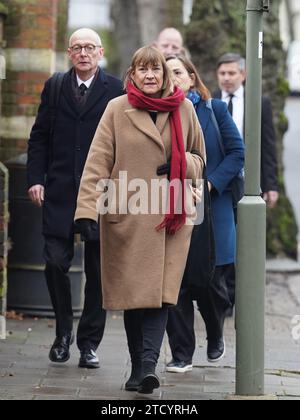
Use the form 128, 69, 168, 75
207, 99, 244, 181
48, 72, 65, 165
49, 72, 65, 136
206, 98, 225, 157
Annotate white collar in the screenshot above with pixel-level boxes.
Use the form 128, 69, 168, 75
234, 85, 244, 99
76, 73, 96, 89
221, 84, 244, 100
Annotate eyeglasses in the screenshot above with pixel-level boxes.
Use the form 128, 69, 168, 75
70, 44, 101, 54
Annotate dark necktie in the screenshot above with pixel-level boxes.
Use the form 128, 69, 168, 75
228, 94, 234, 116
79, 83, 87, 97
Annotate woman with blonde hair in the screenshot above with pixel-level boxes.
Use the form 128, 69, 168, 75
75, 46, 206, 394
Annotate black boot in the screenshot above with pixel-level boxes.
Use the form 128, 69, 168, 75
138, 361, 160, 394
125, 360, 142, 391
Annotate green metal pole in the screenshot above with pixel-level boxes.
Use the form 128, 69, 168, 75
235, 0, 269, 396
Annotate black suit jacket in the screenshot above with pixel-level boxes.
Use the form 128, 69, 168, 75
27, 68, 124, 238
214, 89, 279, 193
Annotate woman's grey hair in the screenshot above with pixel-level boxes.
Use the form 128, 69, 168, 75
217, 53, 246, 72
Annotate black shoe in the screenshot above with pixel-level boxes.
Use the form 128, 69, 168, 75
49, 333, 74, 363
225, 306, 234, 318
137, 373, 160, 395
78, 349, 100, 369
125, 361, 142, 392
207, 337, 226, 363
166, 359, 193, 373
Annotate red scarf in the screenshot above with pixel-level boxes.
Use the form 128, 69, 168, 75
127, 82, 187, 235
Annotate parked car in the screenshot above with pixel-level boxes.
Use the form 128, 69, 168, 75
287, 41, 300, 95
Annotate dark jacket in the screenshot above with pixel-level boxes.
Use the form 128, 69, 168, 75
195, 99, 244, 265
214, 89, 279, 193
27, 68, 123, 238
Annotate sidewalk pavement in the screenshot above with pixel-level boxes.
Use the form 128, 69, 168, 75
0, 267, 300, 400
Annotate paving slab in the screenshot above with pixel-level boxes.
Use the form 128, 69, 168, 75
1, 273, 300, 400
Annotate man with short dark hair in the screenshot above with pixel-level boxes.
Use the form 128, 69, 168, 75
214, 52, 279, 309
215, 52, 279, 208
27, 28, 123, 368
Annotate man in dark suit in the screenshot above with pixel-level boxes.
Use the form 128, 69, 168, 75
214, 53, 279, 308
27, 28, 123, 368
215, 53, 279, 207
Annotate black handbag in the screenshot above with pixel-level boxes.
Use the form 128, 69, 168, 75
182, 163, 216, 299
230, 169, 245, 207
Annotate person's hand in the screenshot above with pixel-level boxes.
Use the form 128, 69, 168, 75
157, 162, 171, 177
75, 218, 98, 242
263, 191, 279, 209
190, 185, 203, 204
28, 185, 44, 207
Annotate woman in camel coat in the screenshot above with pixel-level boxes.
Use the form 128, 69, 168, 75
75, 46, 206, 394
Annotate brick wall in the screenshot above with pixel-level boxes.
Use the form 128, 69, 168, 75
0, 162, 8, 339
56, 0, 69, 71
0, 3, 8, 339
0, 2, 7, 113
0, 0, 59, 161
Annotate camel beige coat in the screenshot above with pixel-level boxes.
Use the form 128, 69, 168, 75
75, 94, 206, 310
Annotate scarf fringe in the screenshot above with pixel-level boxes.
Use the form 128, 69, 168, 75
156, 216, 185, 235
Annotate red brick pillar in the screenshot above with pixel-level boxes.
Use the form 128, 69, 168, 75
0, 3, 7, 113
1, 0, 58, 160
56, 0, 69, 71
0, 162, 8, 339
0, 3, 8, 339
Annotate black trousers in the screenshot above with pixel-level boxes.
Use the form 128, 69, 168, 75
44, 235, 106, 351
123, 307, 169, 365
166, 264, 232, 362
225, 263, 236, 306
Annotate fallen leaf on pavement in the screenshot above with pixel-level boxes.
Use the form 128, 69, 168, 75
5, 311, 24, 321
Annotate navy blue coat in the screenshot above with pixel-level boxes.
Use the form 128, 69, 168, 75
195, 99, 244, 266
27, 68, 123, 238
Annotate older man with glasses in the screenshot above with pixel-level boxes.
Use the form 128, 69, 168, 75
27, 28, 123, 369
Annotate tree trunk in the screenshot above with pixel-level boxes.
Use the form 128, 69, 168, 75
185, 0, 246, 89
284, 0, 295, 42
111, 0, 183, 75
56, 0, 69, 71
111, 0, 141, 76
263, 1, 298, 259
186, 0, 298, 259
136, 0, 183, 45
164, 0, 184, 29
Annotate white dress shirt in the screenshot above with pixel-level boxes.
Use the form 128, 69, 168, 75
221, 85, 245, 138
76, 74, 95, 89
